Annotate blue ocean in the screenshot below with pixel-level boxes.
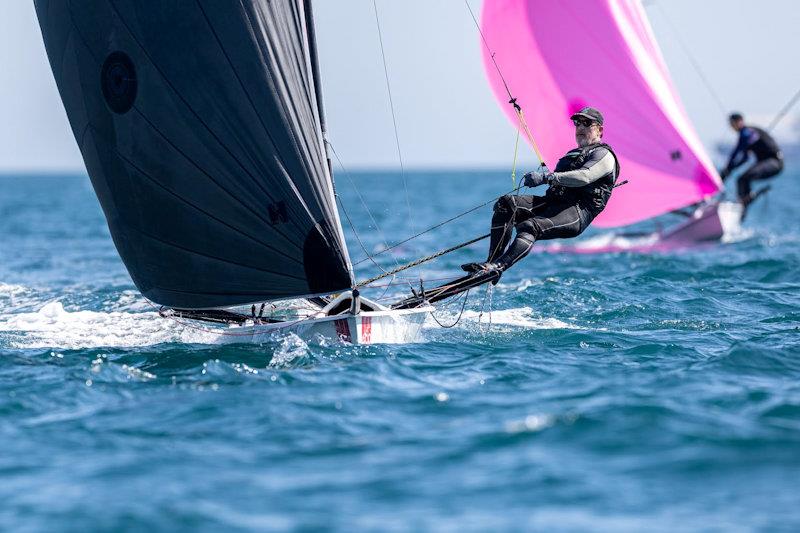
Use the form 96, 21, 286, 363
1, 165, 799, 532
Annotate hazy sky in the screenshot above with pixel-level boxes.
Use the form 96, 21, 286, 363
2, 0, 799, 172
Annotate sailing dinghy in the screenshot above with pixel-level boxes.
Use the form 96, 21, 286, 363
480, 0, 741, 252
35, 0, 436, 344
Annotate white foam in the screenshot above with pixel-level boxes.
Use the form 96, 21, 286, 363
0, 301, 234, 349
425, 305, 578, 332
268, 333, 310, 367
0, 282, 28, 296
462, 306, 577, 329
3, 299, 578, 349
106, 290, 153, 312
0, 282, 35, 309
469, 278, 549, 294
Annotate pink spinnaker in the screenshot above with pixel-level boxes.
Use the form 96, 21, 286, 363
480, 0, 722, 228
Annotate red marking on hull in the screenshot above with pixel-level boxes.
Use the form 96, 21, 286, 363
361, 316, 372, 343
334, 319, 351, 342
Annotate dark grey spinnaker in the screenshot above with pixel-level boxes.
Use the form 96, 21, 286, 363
34, 0, 353, 309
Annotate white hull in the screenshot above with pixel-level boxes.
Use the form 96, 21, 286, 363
240, 308, 430, 345
219, 293, 431, 345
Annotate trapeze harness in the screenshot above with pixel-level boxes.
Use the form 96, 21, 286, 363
484, 143, 620, 270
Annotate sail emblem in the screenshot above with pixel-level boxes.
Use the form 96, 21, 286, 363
101, 51, 137, 114
267, 201, 289, 225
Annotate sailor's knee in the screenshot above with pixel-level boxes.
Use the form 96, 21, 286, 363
494, 194, 515, 214
516, 219, 540, 239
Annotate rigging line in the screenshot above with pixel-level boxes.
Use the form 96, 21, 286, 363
330, 146, 415, 297
352, 184, 524, 267
367, 274, 465, 285
328, 141, 400, 271
335, 193, 410, 292
356, 232, 490, 288
463, 0, 547, 167
357, 275, 471, 290
393, 274, 471, 282
478, 283, 493, 332
372, 0, 420, 281
429, 283, 482, 317
375, 273, 398, 302
336, 192, 415, 295
463, 0, 513, 104
767, 86, 800, 132
429, 290, 470, 328
510, 123, 521, 187
556, 2, 676, 157
649, 1, 727, 115
486, 189, 543, 266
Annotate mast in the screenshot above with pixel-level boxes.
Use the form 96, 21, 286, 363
303, 0, 355, 285
304, 0, 336, 186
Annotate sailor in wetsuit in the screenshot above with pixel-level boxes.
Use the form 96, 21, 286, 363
462, 106, 619, 278
720, 112, 783, 208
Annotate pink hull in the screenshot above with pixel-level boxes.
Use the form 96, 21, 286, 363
540, 202, 743, 254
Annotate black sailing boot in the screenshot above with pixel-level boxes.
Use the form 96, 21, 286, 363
459, 233, 536, 283
462, 217, 514, 273
487, 232, 537, 283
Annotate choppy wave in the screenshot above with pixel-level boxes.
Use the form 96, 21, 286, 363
2, 172, 800, 530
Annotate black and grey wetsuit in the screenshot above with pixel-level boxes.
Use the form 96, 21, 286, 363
485, 143, 619, 269
547, 142, 620, 216
723, 126, 783, 200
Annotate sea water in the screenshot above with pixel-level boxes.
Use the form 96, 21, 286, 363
1, 166, 798, 531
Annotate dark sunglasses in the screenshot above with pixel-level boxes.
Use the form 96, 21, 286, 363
572, 118, 595, 127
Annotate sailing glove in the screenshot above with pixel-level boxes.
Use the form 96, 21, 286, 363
523, 169, 552, 188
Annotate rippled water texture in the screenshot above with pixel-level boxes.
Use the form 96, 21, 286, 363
1, 169, 799, 531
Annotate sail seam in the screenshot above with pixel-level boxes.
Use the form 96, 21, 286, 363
104, 131, 306, 266
196, 0, 320, 227
128, 225, 308, 282
102, 0, 311, 250
371, 1, 419, 283
66, 0, 302, 240
327, 142, 402, 272
126, 109, 305, 255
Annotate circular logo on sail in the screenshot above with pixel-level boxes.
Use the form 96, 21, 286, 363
101, 52, 137, 114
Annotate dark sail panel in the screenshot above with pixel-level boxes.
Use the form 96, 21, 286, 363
34, 0, 353, 308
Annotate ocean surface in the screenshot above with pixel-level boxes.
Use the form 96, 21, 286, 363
1, 166, 799, 532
